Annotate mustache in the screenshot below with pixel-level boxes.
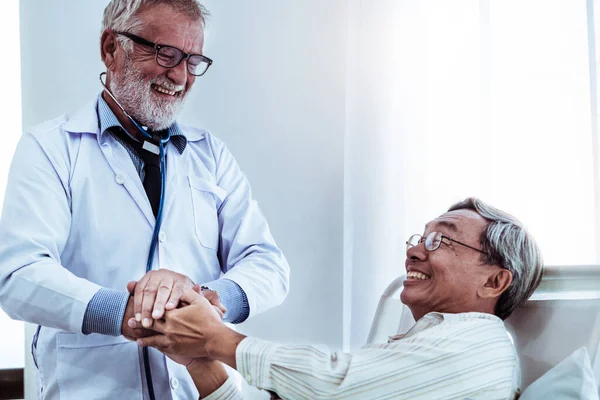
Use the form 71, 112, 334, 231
150, 76, 185, 93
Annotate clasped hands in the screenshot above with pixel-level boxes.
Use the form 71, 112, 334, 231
120, 269, 230, 364
121, 269, 279, 399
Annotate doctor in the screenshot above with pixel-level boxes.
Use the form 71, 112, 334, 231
0, 0, 289, 399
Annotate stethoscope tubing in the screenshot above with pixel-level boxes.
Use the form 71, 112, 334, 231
100, 72, 171, 400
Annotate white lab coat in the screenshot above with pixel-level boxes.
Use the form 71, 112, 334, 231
0, 96, 290, 399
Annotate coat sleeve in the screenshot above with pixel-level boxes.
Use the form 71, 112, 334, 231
0, 132, 101, 333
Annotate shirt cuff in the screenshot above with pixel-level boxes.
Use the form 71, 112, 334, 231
236, 337, 281, 390
204, 278, 249, 324
201, 375, 242, 400
82, 288, 129, 336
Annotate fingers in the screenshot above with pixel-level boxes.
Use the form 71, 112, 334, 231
136, 333, 170, 351
133, 274, 149, 324
127, 281, 137, 295
142, 276, 173, 327
132, 270, 195, 328
133, 273, 162, 325
165, 282, 185, 311
179, 288, 204, 305
152, 279, 175, 320
123, 326, 157, 340
123, 309, 162, 340
202, 290, 227, 315
128, 317, 167, 334
191, 285, 227, 316
127, 317, 141, 330
212, 305, 224, 319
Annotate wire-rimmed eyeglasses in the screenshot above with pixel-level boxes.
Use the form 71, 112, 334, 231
406, 231, 486, 255
116, 31, 213, 77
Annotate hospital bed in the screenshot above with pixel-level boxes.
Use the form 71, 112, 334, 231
367, 265, 600, 393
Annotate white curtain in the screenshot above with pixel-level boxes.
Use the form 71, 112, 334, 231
344, 0, 596, 349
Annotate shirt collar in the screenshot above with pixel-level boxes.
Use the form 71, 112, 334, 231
97, 93, 188, 154
388, 311, 502, 342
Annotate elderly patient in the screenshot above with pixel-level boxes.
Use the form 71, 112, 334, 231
130, 197, 544, 399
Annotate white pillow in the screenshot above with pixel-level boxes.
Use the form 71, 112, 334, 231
520, 347, 599, 400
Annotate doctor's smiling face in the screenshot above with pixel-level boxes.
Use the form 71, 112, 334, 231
401, 209, 512, 321
101, 3, 205, 130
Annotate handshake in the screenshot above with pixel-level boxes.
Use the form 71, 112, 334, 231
121, 269, 236, 360
120, 269, 251, 397
120, 269, 283, 399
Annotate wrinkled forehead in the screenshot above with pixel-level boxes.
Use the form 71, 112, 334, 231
424, 209, 488, 240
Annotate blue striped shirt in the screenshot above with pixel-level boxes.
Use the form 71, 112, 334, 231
83, 95, 250, 336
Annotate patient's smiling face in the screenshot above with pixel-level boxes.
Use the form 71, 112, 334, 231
401, 209, 498, 321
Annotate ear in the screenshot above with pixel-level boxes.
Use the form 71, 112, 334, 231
100, 29, 119, 71
479, 268, 512, 300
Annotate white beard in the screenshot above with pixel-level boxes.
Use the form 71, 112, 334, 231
109, 58, 188, 131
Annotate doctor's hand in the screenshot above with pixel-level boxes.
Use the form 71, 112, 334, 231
121, 295, 157, 341
130, 269, 194, 328
191, 283, 227, 319
134, 289, 245, 367
127, 280, 227, 326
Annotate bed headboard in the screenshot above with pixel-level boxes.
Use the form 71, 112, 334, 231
504, 265, 600, 388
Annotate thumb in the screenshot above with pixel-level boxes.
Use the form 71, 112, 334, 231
127, 281, 138, 295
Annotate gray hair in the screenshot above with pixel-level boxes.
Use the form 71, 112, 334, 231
448, 198, 544, 320
102, 0, 210, 52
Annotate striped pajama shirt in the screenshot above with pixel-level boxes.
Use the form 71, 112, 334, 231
205, 312, 519, 399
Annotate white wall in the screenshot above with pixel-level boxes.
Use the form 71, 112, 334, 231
194, 0, 349, 346
19, 0, 349, 359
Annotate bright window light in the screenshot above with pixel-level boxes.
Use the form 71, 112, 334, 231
401, 0, 595, 266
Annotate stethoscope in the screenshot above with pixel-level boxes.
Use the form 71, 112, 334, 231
100, 72, 168, 400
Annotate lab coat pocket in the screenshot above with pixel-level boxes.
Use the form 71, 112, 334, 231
188, 176, 226, 250
55, 333, 143, 399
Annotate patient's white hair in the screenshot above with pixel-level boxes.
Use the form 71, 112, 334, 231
448, 198, 544, 320
101, 0, 210, 52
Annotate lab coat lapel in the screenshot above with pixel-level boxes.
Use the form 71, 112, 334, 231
101, 136, 156, 228
64, 97, 156, 228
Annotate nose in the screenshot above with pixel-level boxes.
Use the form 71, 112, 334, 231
406, 242, 427, 262
166, 59, 189, 87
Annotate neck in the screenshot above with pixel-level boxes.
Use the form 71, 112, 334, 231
410, 302, 497, 322
102, 91, 147, 142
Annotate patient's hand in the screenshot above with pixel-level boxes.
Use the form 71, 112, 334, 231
130, 289, 226, 359
165, 353, 195, 367
166, 353, 231, 397
186, 359, 229, 398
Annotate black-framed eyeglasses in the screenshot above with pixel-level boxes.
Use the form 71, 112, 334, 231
406, 232, 486, 255
115, 31, 212, 77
